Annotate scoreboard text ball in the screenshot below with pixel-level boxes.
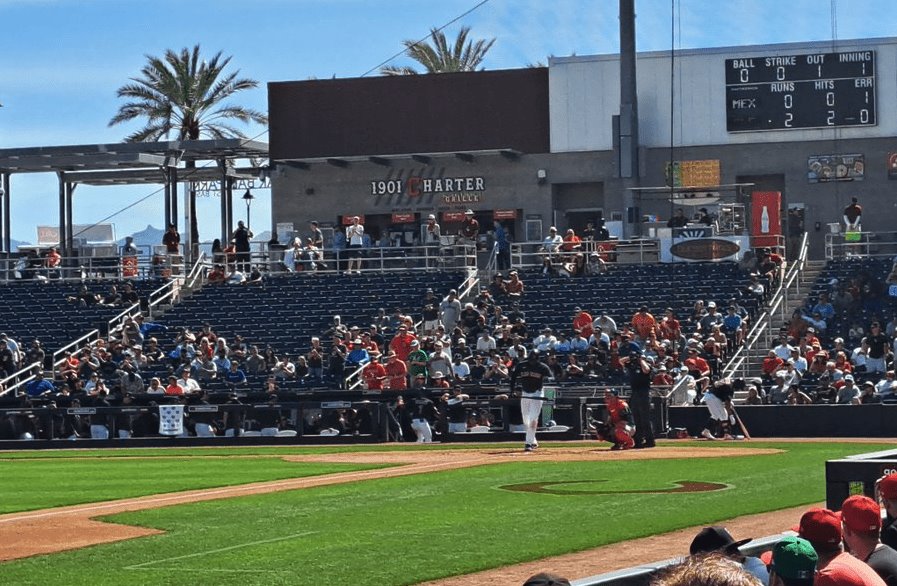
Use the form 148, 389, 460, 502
726, 50, 875, 132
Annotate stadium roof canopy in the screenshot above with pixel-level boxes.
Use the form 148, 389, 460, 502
0, 139, 269, 255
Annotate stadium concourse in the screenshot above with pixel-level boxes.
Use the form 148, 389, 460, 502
0, 244, 895, 445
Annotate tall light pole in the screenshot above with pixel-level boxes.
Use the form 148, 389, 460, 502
242, 188, 255, 228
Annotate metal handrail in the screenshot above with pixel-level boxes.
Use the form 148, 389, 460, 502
106, 302, 141, 338
345, 362, 368, 391
0, 361, 42, 397
509, 238, 660, 271
721, 232, 808, 380
260, 243, 477, 277
825, 229, 897, 260
183, 253, 207, 290
146, 279, 179, 319
51, 329, 99, 377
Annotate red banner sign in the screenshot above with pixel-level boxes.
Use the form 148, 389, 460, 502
493, 209, 517, 220
341, 215, 365, 225
750, 191, 782, 248
391, 213, 416, 223
442, 212, 466, 222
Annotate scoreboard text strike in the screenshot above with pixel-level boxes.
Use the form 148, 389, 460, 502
726, 50, 875, 132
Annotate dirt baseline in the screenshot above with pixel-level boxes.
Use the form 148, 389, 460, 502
0, 445, 799, 584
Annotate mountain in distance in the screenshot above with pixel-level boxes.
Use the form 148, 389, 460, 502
120, 225, 165, 249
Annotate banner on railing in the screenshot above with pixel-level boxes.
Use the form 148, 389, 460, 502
122, 256, 138, 278
159, 405, 185, 436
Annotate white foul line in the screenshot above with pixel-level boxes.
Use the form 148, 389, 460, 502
124, 531, 317, 570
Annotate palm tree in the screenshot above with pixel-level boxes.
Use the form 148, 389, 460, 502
109, 45, 268, 254
380, 26, 495, 75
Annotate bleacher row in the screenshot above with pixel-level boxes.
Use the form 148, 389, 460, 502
0, 280, 163, 357
803, 257, 897, 346
518, 262, 755, 335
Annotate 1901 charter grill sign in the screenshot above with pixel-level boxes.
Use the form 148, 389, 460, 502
371, 176, 486, 203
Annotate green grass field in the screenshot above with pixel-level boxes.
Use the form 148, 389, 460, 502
0, 441, 890, 586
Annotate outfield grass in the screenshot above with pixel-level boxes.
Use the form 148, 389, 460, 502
0, 441, 889, 586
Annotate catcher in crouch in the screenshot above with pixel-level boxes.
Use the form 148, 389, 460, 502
593, 389, 636, 450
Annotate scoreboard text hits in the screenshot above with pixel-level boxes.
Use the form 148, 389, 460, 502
726, 50, 875, 132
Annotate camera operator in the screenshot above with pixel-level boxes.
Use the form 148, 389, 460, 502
620, 350, 655, 449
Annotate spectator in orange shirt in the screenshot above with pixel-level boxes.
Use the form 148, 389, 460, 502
562, 229, 582, 256
165, 375, 184, 395
573, 307, 594, 339
631, 305, 658, 340
384, 351, 408, 390
362, 355, 387, 391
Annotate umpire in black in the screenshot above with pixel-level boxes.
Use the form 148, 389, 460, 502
621, 350, 655, 449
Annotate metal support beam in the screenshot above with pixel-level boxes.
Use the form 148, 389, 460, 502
619, 0, 641, 237
57, 172, 67, 257
1, 173, 9, 253
220, 159, 229, 244
170, 167, 178, 230
164, 167, 171, 230
65, 182, 75, 256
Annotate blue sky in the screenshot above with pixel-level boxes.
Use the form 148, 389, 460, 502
2, 0, 896, 244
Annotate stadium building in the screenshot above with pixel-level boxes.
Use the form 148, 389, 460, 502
268, 35, 897, 260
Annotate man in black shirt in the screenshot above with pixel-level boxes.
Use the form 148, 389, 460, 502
410, 390, 437, 443
865, 323, 890, 374
621, 351, 655, 449
509, 351, 553, 452
232, 220, 253, 273
443, 385, 470, 434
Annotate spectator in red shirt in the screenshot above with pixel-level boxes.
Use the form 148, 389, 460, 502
384, 351, 408, 390
685, 348, 711, 379
762, 350, 785, 380
573, 307, 594, 339
362, 355, 387, 391
388, 325, 417, 362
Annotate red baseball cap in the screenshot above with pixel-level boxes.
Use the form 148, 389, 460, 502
880, 474, 897, 500
798, 508, 842, 550
841, 495, 882, 532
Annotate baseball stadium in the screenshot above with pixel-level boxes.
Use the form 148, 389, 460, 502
3, 1, 897, 585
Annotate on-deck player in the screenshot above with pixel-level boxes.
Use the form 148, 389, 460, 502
509, 350, 553, 452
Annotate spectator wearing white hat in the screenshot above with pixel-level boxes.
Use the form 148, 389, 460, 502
837, 375, 861, 404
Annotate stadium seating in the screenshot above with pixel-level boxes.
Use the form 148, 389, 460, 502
0, 280, 155, 357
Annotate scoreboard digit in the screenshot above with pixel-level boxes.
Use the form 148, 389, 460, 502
726, 50, 875, 132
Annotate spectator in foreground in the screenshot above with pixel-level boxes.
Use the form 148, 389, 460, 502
651, 553, 760, 586
523, 572, 571, 586
877, 473, 897, 551
689, 526, 768, 585
797, 507, 885, 586
768, 536, 818, 586
840, 495, 897, 585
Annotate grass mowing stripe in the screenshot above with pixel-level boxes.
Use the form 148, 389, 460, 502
0, 441, 886, 586
0, 458, 387, 514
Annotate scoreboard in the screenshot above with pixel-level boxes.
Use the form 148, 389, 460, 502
726, 50, 875, 132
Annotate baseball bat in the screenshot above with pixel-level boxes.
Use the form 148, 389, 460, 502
730, 405, 751, 440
